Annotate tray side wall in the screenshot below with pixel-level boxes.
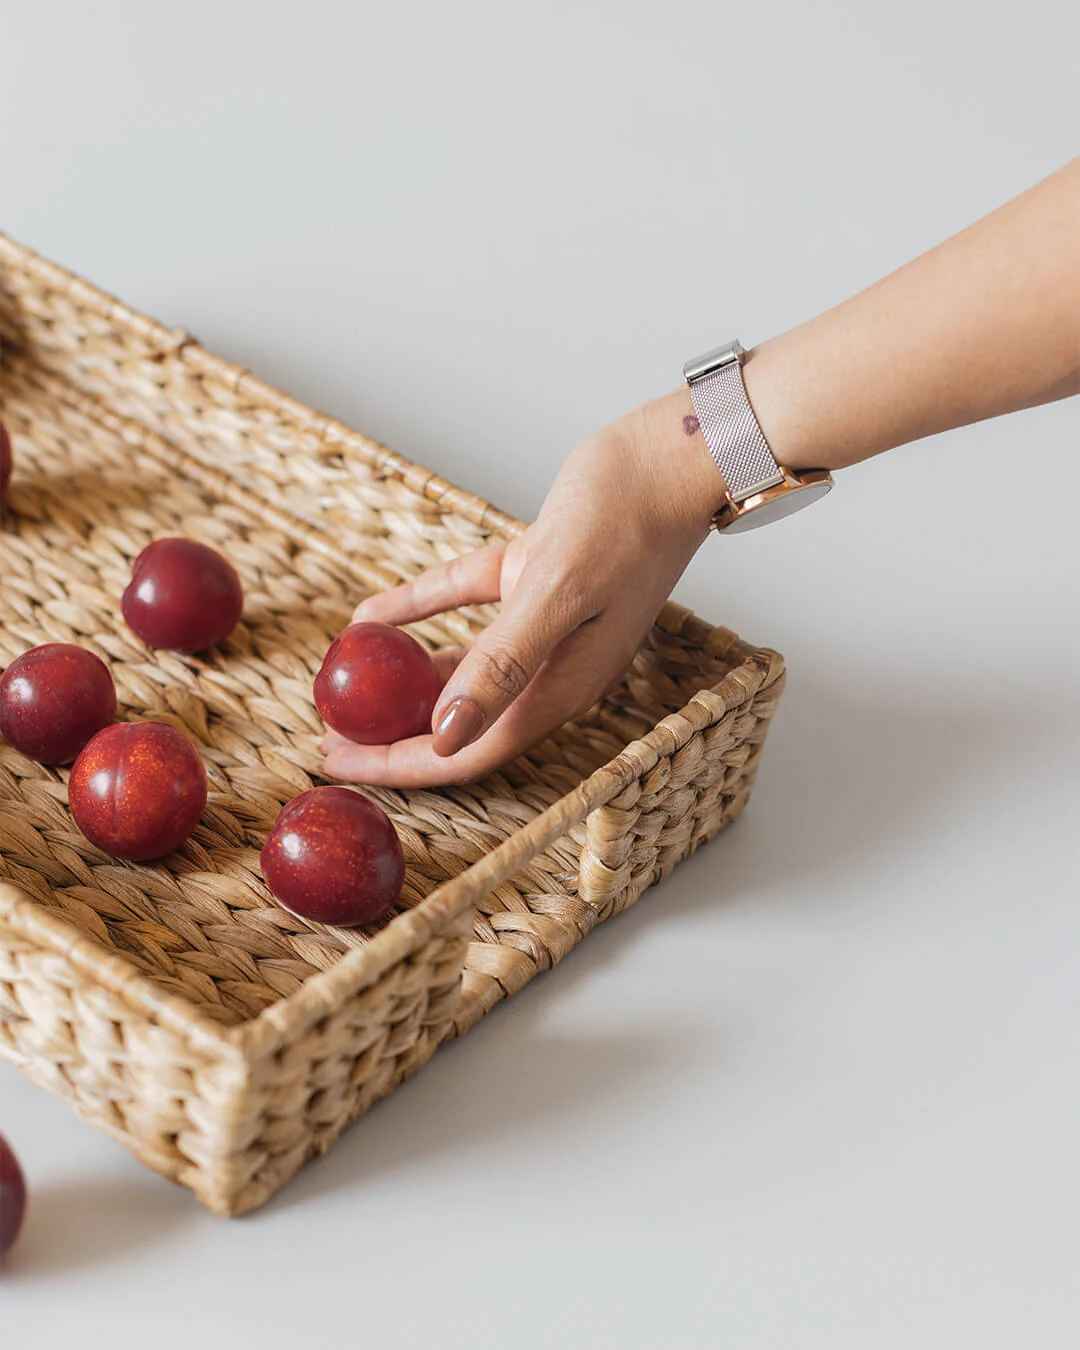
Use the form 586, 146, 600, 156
0, 885, 248, 1213
580, 661, 786, 919
226, 916, 471, 1215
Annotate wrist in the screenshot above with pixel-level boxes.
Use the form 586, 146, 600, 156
621, 335, 851, 537
628, 387, 729, 538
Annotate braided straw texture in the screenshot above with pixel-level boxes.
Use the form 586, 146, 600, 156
0, 234, 786, 1214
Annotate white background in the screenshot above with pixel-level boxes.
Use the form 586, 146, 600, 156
3, 3, 1079, 1345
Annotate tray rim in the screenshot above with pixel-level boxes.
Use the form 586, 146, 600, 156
0, 231, 784, 1061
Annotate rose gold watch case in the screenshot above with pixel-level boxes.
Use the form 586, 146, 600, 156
712, 466, 834, 533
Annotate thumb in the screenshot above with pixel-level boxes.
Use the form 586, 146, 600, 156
431, 575, 586, 758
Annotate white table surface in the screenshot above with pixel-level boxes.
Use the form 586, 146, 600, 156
3, 3, 1079, 1345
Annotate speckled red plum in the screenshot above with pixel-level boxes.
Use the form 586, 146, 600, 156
0, 643, 117, 765
69, 722, 208, 861
260, 786, 404, 926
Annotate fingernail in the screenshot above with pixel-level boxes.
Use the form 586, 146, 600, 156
433, 697, 484, 757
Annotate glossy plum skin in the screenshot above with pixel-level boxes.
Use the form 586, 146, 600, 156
0, 421, 11, 507
261, 786, 404, 927
0, 1133, 26, 1259
0, 643, 117, 765
122, 537, 244, 652
69, 722, 208, 861
314, 622, 441, 746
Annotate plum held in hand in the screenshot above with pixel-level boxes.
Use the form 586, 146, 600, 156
0, 1133, 26, 1260
0, 421, 11, 509
314, 622, 441, 745
122, 537, 244, 652
261, 786, 405, 927
69, 721, 208, 861
0, 643, 117, 765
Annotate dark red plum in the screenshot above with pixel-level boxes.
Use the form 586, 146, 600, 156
69, 721, 208, 861
261, 786, 404, 926
122, 537, 244, 652
0, 643, 117, 765
0, 1133, 26, 1259
0, 421, 11, 507
314, 622, 441, 746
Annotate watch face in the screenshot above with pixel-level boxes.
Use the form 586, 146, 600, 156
721, 477, 833, 533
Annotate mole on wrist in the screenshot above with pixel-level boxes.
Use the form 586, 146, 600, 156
643, 386, 729, 529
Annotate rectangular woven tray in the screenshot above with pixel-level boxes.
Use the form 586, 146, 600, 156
0, 234, 785, 1214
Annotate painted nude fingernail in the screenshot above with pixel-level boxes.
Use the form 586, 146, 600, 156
433, 697, 484, 757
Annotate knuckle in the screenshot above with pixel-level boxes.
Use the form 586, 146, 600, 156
501, 541, 528, 596
537, 558, 598, 620
558, 574, 594, 620
445, 555, 467, 590
393, 581, 417, 608
477, 642, 531, 699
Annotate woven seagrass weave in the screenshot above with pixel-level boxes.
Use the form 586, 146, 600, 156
0, 234, 785, 1214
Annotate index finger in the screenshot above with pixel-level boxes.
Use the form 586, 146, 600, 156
354, 544, 506, 627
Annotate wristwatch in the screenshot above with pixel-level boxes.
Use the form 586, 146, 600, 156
683, 340, 833, 532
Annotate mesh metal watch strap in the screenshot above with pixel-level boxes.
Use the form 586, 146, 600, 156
687, 354, 784, 502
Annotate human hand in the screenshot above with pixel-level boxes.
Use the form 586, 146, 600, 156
325, 156, 1080, 788
321, 388, 724, 788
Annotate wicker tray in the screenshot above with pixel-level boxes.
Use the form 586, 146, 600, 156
0, 234, 785, 1215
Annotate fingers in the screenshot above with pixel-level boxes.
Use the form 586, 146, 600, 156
353, 545, 506, 627
321, 615, 640, 789
349, 538, 564, 761
430, 574, 594, 758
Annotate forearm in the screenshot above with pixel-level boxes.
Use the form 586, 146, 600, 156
651, 158, 1080, 491
743, 157, 1080, 472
